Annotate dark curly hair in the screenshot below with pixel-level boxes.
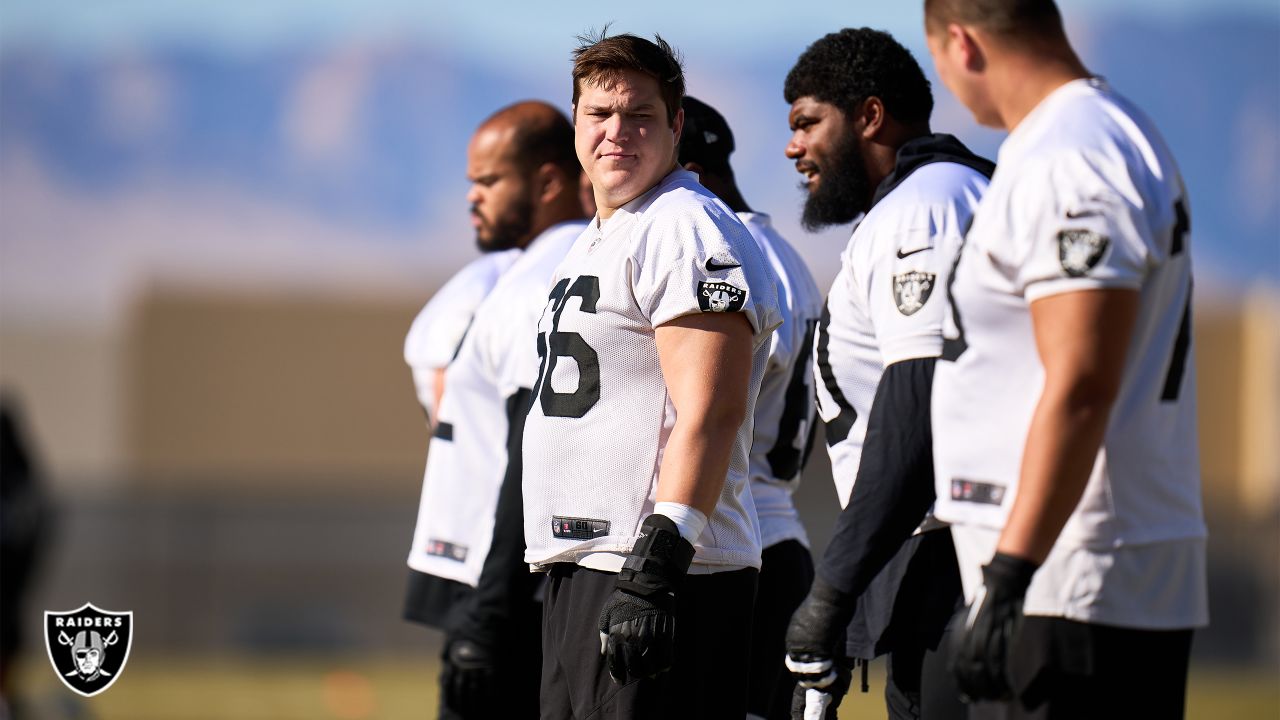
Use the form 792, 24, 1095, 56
783, 28, 932, 126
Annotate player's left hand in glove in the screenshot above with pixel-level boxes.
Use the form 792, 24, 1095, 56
440, 634, 497, 716
953, 551, 1039, 702
597, 513, 695, 685
784, 576, 859, 720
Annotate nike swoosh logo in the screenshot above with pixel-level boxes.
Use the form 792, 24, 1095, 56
896, 246, 931, 259
1065, 208, 1099, 219
705, 258, 741, 272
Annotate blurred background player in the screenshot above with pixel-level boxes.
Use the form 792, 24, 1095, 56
779, 28, 993, 720
677, 95, 824, 720
402, 101, 587, 718
521, 32, 780, 719
924, 1, 1208, 717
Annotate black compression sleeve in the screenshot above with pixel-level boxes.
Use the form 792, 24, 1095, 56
817, 357, 938, 597
455, 387, 541, 642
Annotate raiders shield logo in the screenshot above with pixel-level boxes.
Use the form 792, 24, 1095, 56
45, 603, 133, 697
892, 271, 936, 316
697, 280, 746, 313
1058, 228, 1110, 277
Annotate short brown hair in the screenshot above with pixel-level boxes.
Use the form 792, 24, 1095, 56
571, 29, 685, 126
924, 0, 1065, 39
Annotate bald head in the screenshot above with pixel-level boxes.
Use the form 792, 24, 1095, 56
465, 101, 586, 251
477, 101, 579, 179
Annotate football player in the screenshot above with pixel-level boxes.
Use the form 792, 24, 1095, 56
677, 95, 824, 720
521, 31, 781, 719
779, 28, 993, 720
924, 1, 1207, 717
403, 101, 588, 719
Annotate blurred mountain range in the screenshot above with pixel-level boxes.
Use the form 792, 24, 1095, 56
1, 13, 1276, 326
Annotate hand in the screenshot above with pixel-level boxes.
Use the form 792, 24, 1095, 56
597, 514, 695, 684
784, 577, 858, 717
953, 551, 1039, 702
440, 636, 496, 715
789, 670, 852, 720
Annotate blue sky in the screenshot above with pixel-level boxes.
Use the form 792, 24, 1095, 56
5, 0, 1278, 55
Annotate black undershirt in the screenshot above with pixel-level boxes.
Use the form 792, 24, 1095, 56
818, 357, 939, 598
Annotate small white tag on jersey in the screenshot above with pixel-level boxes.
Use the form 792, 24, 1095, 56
552, 516, 610, 540
423, 538, 468, 562
1057, 228, 1109, 277
951, 478, 1005, 506
893, 271, 936, 316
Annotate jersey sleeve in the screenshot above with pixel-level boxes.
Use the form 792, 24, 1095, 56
630, 202, 781, 338
1014, 152, 1152, 302
860, 211, 951, 366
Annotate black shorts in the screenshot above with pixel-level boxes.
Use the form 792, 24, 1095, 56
846, 528, 967, 720
968, 617, 1194, 720
403, 568, 472, 630
844, 527, 963, 659
747, 539, 814, 720
540, 563, 758, 720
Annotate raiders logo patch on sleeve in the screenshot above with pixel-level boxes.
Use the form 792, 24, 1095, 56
1058, 228, 1110, 277
698, 280, 747, 313
893, 271, 936, 316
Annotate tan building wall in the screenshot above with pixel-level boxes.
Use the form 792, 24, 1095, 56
3, 286, 1278, 514
123, 288, 429, 496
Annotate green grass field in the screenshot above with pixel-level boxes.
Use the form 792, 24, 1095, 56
12, 656, 1278, 719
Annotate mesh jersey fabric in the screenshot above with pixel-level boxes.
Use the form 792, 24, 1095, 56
406, 223, 582, 586
522, 169, 782, 573
932, 78, 1207, 626
815, 161, 988, 509
404, 249, 521, 418
737, 212, 823, 550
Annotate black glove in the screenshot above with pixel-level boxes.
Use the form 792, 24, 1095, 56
784, 576, 858, 716
953, 551, 1039, 702
597, 514, 695, 685
440, 636, 496, 716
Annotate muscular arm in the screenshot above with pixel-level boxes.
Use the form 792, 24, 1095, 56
997, 288, 1138, 563
817, 357, 938, 595
653, 312, 755, 516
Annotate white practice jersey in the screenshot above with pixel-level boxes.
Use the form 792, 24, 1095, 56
522, 169, 782, 573
404, 249, 521, 418
815, 147, 989, 511
406, 223, 583, 586
933, 78, 1207, 627
738, 212, 823, 550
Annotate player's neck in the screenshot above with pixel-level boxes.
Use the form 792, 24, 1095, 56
994, 50, 1090, 131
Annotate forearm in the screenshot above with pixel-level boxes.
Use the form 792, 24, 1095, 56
653, 312, 754, 519
997, 385, 1113, 563
1001, 288, 1138, 563
655, 412, 743, 517
818, 357, 937, 596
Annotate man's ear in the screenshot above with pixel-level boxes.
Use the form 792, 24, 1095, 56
952, 23, 986, 73
536, 163, 565, 205
858, 96, 886, 141
671, 107, 685, 146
